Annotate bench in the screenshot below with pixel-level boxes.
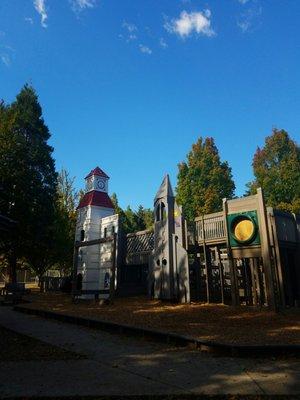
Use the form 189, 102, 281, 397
72, 289, 110, 303
0, 283, 26, 305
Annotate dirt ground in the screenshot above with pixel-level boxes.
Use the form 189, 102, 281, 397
21, 291, 300, 346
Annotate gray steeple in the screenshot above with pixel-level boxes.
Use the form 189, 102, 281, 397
154, 174, 174, 203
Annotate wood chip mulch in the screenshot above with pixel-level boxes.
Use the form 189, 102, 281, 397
23, 292, 300, 346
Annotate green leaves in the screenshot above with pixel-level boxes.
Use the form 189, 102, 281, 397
111, 193, 153, 234
52, 169, 79, 275
0, 85, 57, 280
176, 137, 235, 221
248, 129, 300, 213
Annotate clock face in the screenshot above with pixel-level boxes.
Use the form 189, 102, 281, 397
97, 179, 105, 190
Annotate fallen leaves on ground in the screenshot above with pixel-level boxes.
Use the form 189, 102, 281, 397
23, 292, 300, 346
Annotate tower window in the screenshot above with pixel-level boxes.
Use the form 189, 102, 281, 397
161, 202, 166, 221
80, 230, 85, 242
103, 227, 107, 238
155, 204, 161, 222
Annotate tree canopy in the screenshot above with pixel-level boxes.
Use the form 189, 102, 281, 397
0, 85, 57, 280
176, 137, 235, 221
53, 169, 79, 276
111, 193, 153, 234
247, 129, 300, 213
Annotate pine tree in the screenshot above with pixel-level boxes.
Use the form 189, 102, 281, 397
176, 137, 235, 221
247, 128, 300, 213
53, 169, 78, 276
136, 205, 153, 231
0, 85, 57, 281
111, 193, 131, 233
110, 194, 153, 234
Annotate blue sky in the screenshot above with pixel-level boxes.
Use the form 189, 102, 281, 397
1, 0, 299, 209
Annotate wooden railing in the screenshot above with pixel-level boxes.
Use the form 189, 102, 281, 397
125, 230, 154, 265
195, 212, 226, 243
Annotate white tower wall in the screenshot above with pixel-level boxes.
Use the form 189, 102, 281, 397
75, 167, 116, 299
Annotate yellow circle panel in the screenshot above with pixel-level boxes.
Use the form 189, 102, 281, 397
234, 219, 255, 242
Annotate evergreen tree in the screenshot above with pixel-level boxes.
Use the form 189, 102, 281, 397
136, 205, 154, 231
111, 193, 123, 215
110, 194, 153, 234
111, 193, 132, 233
247, 128, 300, 213
0, 85, 57, 281
176, 137, 235, 221
52, 169, 78, 276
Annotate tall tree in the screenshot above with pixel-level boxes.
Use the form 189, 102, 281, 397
136, 205, 154, 231
111, 194, 153, 234
53, 169, 78, 276
247, 128, 300, 213
176, 137, 235, 221
0, 85, 57, 281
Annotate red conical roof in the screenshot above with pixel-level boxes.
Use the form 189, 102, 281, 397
85, 166, 109, 179
77, 191, 114, 209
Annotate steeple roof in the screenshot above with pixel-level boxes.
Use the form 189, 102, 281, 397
154, 174, 174, 203
85, 166, 109, 179
77, 191, 114, 209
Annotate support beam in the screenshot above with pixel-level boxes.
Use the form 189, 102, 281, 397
109, 233, 117, 302
202, 216, 210, 303
257, 188, 276, 310
223, 198, 239, 306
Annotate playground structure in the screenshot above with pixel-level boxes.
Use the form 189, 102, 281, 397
73, 167, 300, 309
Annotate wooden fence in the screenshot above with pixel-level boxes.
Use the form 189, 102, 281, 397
195, 212, 226, 244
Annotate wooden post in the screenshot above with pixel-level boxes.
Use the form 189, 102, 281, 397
222, 198, 239, 306
216, 247, 225, 304
250, 258, 258, 306
196, 247, 202, 301
71, 245, 79, 300
244, 259, 253, 305
202, 216, 210, 303
257, 188, 276, 310
268, 208, 285, 308
109, 233, 117, 303
293, 213, 300, 307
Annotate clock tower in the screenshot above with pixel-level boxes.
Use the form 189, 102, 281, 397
78, 167, 114, 216
85, 167, 109, 193
75, 167, 116, 298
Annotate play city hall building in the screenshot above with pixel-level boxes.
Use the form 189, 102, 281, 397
74, 166, 300, 309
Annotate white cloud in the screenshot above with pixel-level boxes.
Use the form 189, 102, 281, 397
238, 0, 251, 4
164, 9, 215, 38
34, 0, 47, 28
25, 17, 34, 24
121, 22, 138, 42
1, 54, 10, 67
237, 20, 250, 32
139, 44, 152, 55
70, 0, 97, 12
127, 34, 137, 41
0, 33, 14, 67
122, 22, 137, 33
159, 38, 168, 48
237, 5, 262, 32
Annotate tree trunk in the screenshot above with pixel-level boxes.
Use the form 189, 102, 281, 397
9, 251, 17, 283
